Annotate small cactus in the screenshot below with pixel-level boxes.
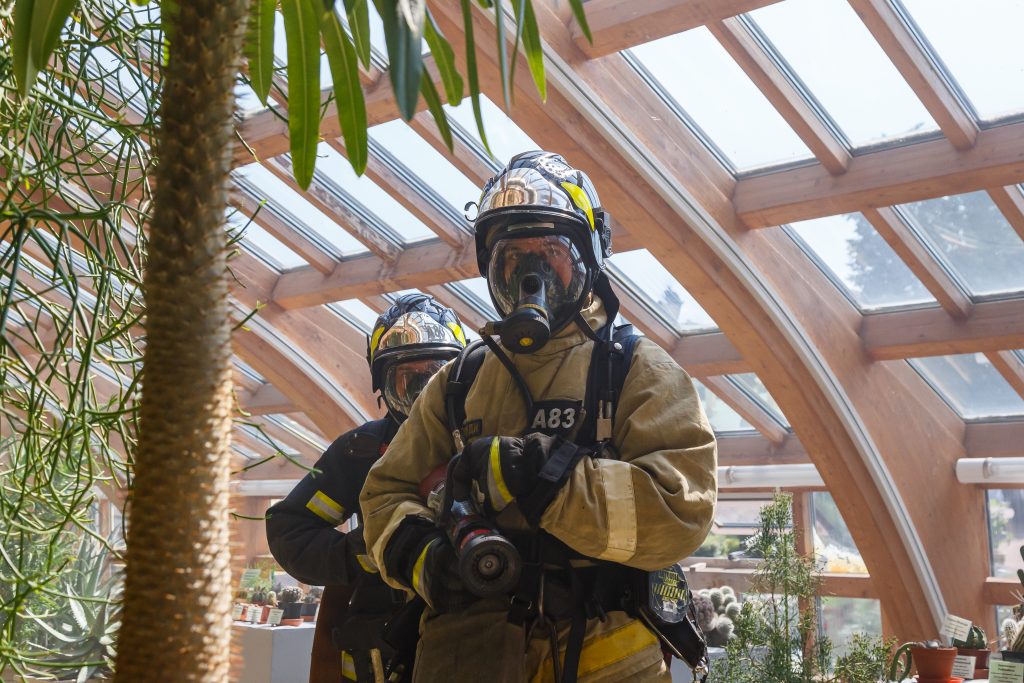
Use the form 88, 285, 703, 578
1013, 621, 1024, 653
953, 624, 986, 650
709, 588, 724, 610
720, 586, 735, 597
279, 587, 303, 605
725, 602, 741, 620
691, 593, 716, 632
722, 594, 736, 609
266, 590, 278, 608
715, 616, 734, 640
1003, 618, 1019, 649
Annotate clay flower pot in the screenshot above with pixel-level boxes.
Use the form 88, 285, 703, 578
911, 646, 956, 679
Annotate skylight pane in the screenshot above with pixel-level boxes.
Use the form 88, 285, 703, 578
239, 221, 307, 270
233, 163, 368, 256
608, 249, 716, 332
788, 213, 935, 310
453, 277, 498, 320
630, 27, 813, 171
730, 373, 789, 427
899, 191, 1024, 298
331, 300, 379, 333
694, 380, 754, 432
901, 0, 1024, 122
317, 143, 436, 244
446, 95, 540, 165
750, 0, 938, 148
910, 353, 1024, 420
369, 119, 480, 214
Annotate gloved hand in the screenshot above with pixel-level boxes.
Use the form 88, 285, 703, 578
383, 517, 472, 613
457, 433, 576, 521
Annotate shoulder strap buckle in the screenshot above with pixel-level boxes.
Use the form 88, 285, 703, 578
595, 399, 613, 442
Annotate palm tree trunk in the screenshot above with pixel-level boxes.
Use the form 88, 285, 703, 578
114, 0, 248, 678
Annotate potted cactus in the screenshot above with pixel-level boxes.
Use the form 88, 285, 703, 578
888, 640, 956, 681
302, 587, 322, 622
279, 587, 305, 626
953, 624, 990, 677
260, 590, 277, 624
694, 586, 740, 647
1002, 617, 1024, 664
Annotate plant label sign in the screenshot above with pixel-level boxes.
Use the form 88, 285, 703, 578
990, 659, 1024, 683
232, 604, 244, 620
267, 608, 284, 626
939, 614, 972, 641
245, 605, 260, 623
950, 655, 976, 678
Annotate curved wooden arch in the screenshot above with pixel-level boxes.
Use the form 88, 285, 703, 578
426, 0, 991, 637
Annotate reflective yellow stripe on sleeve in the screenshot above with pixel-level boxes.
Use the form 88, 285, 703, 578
596, 462, 637, 563
356, 553, 378, 574
531, 620, 658, 683
411, 538, 436, 596
305, 490, 344, 525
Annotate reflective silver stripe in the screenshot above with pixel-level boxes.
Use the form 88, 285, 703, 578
597, 462, 637, 563
306, 490, 344, 525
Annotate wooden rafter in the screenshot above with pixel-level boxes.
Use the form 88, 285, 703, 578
985, 351, 1024, 400
230, 191, 338, 274
966, 421, 1024, 458
987, 185, 1024, 242
238, 383, 296, 416
847, 0, 977, 150
735, 119, 1024, 228
862, 298, 1024, 360
570, 0, 784, 59
672, 333, 749, 376
717, 433, 808, 467
862, 207, 971, 319
699, 375, 788, 445
708, 17, 850, 175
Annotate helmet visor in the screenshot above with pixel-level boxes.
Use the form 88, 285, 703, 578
487, 235, 587, 329
383, 358, 449, 418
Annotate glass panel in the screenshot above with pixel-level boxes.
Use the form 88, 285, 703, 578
370, 120, 480, 214
693, 497, 768, 558
233, 163, 369, 257
901, 0, 1024, 122
630, 27, 812, 171
900, 191, 1024, 298
819, 598, 882, 655
238, 221, 308, 270
988, 489, 1024, 578
446, 94, 540, 166
694, 380, 754, 432
608, 249, 717, 332
788, 213, 936, 310
451, 277, 499, 320
910, 353, 1024, 419
330, 300, 379, 333
730, 373, 789, 427
812, 492, 867, 574
316, 143, 436, 244
750, 0, 938, 148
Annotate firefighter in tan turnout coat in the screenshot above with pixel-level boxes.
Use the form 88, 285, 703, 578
360, 151, 718, 683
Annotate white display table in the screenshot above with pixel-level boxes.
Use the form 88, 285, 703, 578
233, 620, 316, 683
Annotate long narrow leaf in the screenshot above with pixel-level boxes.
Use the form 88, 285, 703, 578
374, 0, 424, 121
520, 0, 545, 101
509, 0, 526, 99
281, 0, 323, 189
420, 69, 453, 151
459, 0, 491, 156
567, 0, 591, 43
244, 0, 276, 105
493, 0, 510, 109
343, 0, 371, 69
322, 8, 368, 174
12, 0, 36, 96
28, 0, 77, 86
423, 10, 462, 106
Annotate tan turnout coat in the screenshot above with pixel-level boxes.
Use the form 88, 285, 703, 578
360, 298, 718, 683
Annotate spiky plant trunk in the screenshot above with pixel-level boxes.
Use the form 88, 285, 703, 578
114, 0, 247, 679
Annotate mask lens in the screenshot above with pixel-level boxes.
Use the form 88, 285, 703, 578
383, 358, 448, 418
487, 235, 587, 328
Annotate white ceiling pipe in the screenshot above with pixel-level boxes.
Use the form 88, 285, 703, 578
232, 480, 301, 497
717, 464, 824, 489
956, 458, 1024, 484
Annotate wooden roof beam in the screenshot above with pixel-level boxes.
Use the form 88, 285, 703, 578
717, 432, 808, 467
672, 332, 750, 376
847, 0, 977, 151
570, 0, 784, 59
985, 351, 1024, 401
238, 383, 297, 416
862, 207, 971, 319
230, 191, 338, 275
271, 239, 477, 309
735, 119, 1024, 228
966, 421, 1024, 458
698, 375, 788, 445
708, 17, 850, 175
862, 298, 1024, 360
987, 185, 1024, 242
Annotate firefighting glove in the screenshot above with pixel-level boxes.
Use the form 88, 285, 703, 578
383, 516, 472, 613
459, 433, 580, 524
341, 525, 376, 579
